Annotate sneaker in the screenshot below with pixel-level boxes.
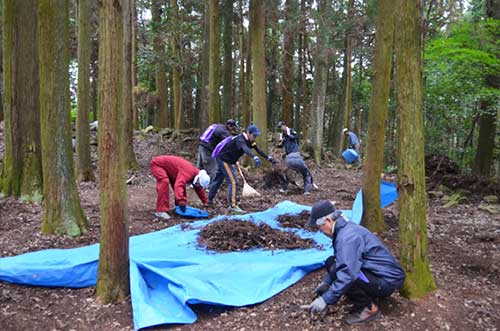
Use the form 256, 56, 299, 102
228, 205, 246, 214
304, 191, 311, 196
279, 188, 288, 194
153, 211, 171, 220
345, 304, 381, 325
206, 200, 216, 207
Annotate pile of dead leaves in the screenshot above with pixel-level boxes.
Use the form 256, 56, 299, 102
276, 211, 311, 229
197, 218, 315, 252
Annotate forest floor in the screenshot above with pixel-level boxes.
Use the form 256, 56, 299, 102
0, 123, 499, 331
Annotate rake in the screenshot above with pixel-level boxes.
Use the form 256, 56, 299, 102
236, 163, 261, 197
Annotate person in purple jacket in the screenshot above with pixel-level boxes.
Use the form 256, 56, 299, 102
303, 200, 405, 324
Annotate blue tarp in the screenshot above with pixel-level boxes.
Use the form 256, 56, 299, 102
0, 182, 397, 330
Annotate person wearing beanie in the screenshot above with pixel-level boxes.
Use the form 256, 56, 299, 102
208, 124, 275, 214
276, 120, 313, 195
150, 155, 210, 220
197, 119, 240, 181
303, 200, 405, 324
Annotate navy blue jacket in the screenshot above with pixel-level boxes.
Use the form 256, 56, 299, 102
322, 217, 405, 305
217, 133, 269, 165
346, 132, 360, 150
277, 128, 299, 155
200, 124, 231, 151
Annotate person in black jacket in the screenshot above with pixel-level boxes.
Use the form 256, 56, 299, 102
207, 125, 274, 213
277, 121, 313, 195
197, 119, 239, 180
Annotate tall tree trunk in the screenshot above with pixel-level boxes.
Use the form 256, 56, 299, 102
96, 0, 130, 304
266, 0, 279, 128
362, 0, 394, 232
76, 0, 95, 182
243, 0, 252, 127
294, 0, 305, 130
208, 0, 221, 124
1, 0, 43, 197
222, 0, 233, 121
238, 0, 246, 124
152, 0, 168, 128
183, 42, 195, 127
338, 0, 354, 154
250, 0, 267, 150
131, 0, 138, 129
39, 0, 87, 236
170, 0, 183, 130
473, 0, 500, 176
395, 0, 436, 299
124, 0, 139, 169
310, 0, 330, 164
199, 1, 210, 129
298, 0, 308, 139
281, 0, 296, 126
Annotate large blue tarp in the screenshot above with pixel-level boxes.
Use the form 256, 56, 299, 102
0, 182, 397, 330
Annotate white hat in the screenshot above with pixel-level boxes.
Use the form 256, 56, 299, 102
342, 128, 349, 134
194, 169, 210, 188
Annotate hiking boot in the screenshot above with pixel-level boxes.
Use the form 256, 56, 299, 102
206, 200, 216, 207
345, 304, 381, 325
153, 211, 171, 220
228, 205, 246, 214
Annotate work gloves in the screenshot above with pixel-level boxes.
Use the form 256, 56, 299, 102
253, 156, 262, 167
306, 296, 327, 314
267, 156, 276, 165
178, 205, 186, 213
313, 282, 330, 297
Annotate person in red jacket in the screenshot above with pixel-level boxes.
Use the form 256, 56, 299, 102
150, 155, 211, 220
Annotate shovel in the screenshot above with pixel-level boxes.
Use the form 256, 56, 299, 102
236, 163, 261, 197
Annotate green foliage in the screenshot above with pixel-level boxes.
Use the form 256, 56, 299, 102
20, 191, 43, 203
423, 18, 500, 169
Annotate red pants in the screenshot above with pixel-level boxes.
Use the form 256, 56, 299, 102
150, 163, 171, 212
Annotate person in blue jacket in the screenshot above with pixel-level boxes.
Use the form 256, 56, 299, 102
304, 200, 405, 324
277, 120, 313, 195
343, 128, 360, 153
208, 124, 274, 213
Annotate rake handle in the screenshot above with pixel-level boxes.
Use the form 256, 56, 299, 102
236, 163, 248, 184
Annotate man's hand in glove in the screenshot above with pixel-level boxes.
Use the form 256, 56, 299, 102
313, 282, 330, 297
253, 156, 262, 167
303, 296, 327, 314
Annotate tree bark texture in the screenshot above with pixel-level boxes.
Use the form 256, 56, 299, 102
76, 0, 96, 182
131, 0, 138, 129
96, 0, 130, 303
209, 0, 221, 124
395, 0, 436, 299
152, 0, 168, 128
266, 0, 279, 128
310, 0, 330, 164
361, 0, 395, 232
123, 0, 139, 169
39, 0, 87, 236
473, 0, 500, 176
238, 0, 246, 125
338, 0, 354, 154
243, 0, 252, 128
1, 0, 43, 197
170, 0, 183, 130
222, 0, 233, 121
281, 0, 296, 126
199, 1, 210, 129
250, 0, 267, 151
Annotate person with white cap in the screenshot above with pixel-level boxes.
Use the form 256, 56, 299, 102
150, 155, 211, 220
303, 200, 405, 324
343, 128, 361, 153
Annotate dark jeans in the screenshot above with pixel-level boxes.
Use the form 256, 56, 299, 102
207, 158, 238, 207
324, 256, 397, 310
284, 152, 312, 193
